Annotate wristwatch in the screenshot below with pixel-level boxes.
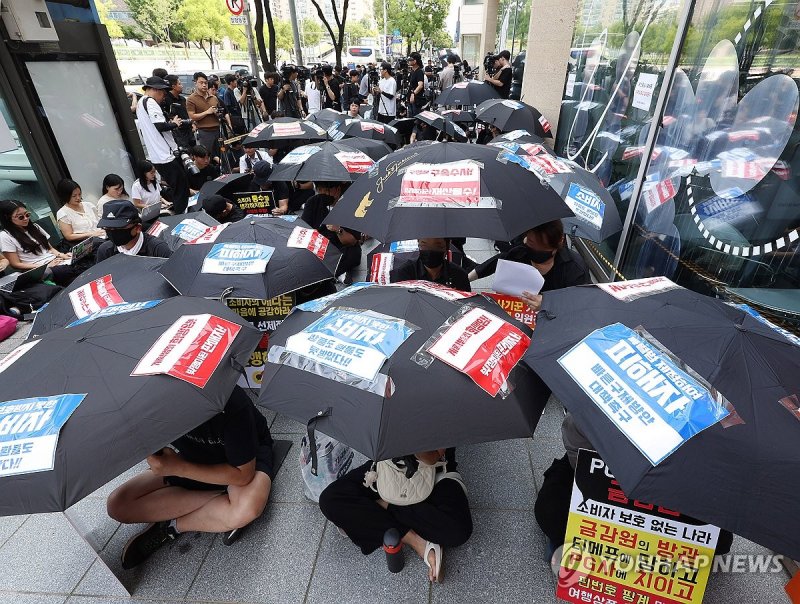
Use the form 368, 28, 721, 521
336, 228, 344, 235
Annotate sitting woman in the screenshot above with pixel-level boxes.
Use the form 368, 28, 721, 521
96, 173, 129, 213
0, 200, 79, 286
55, 179, 105, 247
389, 238, 471, 292
131, 160, 170, 212
319, 448, 472, 583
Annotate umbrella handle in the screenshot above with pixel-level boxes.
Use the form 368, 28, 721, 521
307, 407, 332, 476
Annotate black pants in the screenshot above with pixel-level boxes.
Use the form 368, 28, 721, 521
534, 455, 734, 555
319, 461, 473, 555
376, 112, 394, 124
154, 158, 189, 214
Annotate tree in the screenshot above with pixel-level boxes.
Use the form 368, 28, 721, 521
302, 19, 325, 47
177, 0, 245, 68
96, 0, 123, 38
309, 0, 351, 68
127, 0, 181, 44
274, 20, 296, 54
346, 18, 376, 45
253, 0, 278, 71
376, 0, 449, 55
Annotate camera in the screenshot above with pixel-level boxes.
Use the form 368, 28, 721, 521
238, 75, 259, 90
280, 64, 297, 86
368, 65, 379, 87
483, 53, 498, 76
174, 148, 200, 175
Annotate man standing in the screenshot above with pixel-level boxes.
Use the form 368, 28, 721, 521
342, 69, 362, 109
277, 67, 304, 118
223, 74, 246, 134
136, 76, 189, 214
438, 55, 458, 92
258, 73, 281, 115
359, 63, 373, 102
373, 62, 397, 124
320, 65, 341, 111
186, 72, 222, 158
484, 50, 512, 99
164, 75, 194, 149
406, 53, 426, 117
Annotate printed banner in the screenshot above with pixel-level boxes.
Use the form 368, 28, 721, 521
642, 179, 677, 213
538, 114, 551, 133
67, 300, 162, 327
369, 253, 394, 284
232, 191, 273, 215
397, 161, 487, 208
287, 226, 330, 259
0, 340, 39, 375
501, 100, 524, 110
201, 243, 274, 274
557, 323, 730, 465
557, 449, 718, 604
384, 280, 476, 300
185, 223, 229, 244
295, 282, 375, 312
565, 183, 605, 230
360, 121, 385, 134
285, 308, 414, 382
132, 314, 242, 388
597, 277, 682, 303
632, 72, 659, 112
248, 123, 268, 138
147, 220, 168, 237
334, 151, 374, 173
68, 275, 125, 319
272, 122, 304, 137
0, 394, 86, 476
565, 73, 576, 97
389, 240, 419, 253
484, 292, 536, 328
171, 218, 212, 241
525, 154, 574, 175
282, 146, 322, 164
427, 307, 530, 397
226, 295, 294, 388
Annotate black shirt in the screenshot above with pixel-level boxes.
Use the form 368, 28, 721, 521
300, 193, 360, 245
474, 245, 590, 291
322, 79, 341, 110
494, 66, 512, 99
390, 257, 472, 292
95, 232, 172, 263
223, 86, 242, 117
408, 67, 425, 102
258, 83, 280, 114
188, 162, 221, 192
413, 122, 437, 142
216, 202, 246, 224
341, 81, 361, 108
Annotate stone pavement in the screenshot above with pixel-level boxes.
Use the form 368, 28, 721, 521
0, 238, 791, 603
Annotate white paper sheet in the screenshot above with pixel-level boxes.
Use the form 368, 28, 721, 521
493, 259, 544, 297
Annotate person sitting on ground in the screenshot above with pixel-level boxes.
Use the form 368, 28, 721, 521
346, 100, 362, 119
188, 145, 222, 194
222, 140, 245, 175
389, 238, 471, 291
55, 179, 105, 246
469, 219, 590, 310
301, 180, 362, 277
131, 160, 170, 212
476, 123, 501, 145
319, 448, 472, 583
107, 386, 275, 569
96, 174, 130, 213
0, 199, 79, 286
288, 180, 314, 214
410, 119, 438, 144
94, 199, 171, 263
202, 194, 245, 224
239, 145, 269, 173
249, 161, 291, 216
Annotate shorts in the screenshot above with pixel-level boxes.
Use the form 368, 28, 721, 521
164, 443, 275, 491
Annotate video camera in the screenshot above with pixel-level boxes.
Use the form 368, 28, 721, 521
483, 52, 498, 75
174, 148, 200, 176
280, 64, 298, 86
368, 65, 380, 87
237, 75, 259, 90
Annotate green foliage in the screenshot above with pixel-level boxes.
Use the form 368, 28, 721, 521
273, 20, 295, 52
177, 0, 245, 47
302, 19, 325, 47
496, 0, 530, 51
126, 0, 181, 43
96, 0, 123, 38
374, 0, 449, 51
346, 18, 377, 44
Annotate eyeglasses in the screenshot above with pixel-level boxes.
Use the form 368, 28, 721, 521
12, 212, 30, 220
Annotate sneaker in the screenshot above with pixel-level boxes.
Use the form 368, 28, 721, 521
121, 521, 176, 569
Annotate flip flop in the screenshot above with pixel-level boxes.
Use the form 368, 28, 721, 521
424, 541, 443, 583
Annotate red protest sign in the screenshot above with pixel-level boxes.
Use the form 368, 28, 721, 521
68, 274, 125, 318
484, 292, 536, 328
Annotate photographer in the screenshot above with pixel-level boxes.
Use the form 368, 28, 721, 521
359, 63, 374, 101
320, 65, 341, 111
235, 72, 265, 124
484, 50, 512, 99
164, 75, 194, 149
187, 145, 221, 194
223, 74, 247, 134
258, 72, 281, 115
372, 62, 397, 124
406, 52, 425, 117
342, 69, 362, 108
278, 66, 304, 119
306, 74, 323, 115
186, 72, 222, 157
136, 76, 189, 214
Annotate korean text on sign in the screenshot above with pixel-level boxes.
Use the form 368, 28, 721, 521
396, 161, 491, 208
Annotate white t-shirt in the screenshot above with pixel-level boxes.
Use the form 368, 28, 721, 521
56, 203, 100, 236
378, 76, 397, 117
0, 224, 54, 265
239, 150, 268, 173
306, 83, 322, 114
131, 179, 162, 208
136, 95, 176, 164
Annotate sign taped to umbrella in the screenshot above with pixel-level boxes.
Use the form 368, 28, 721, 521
557, 323, 730, 465
67, 300, 163, 327
597, 277, 682, 303
232, 191, 273, 215
201, 243, 274, 274
186, 223, 229, 244
287, 227, 330, 260
419, 305, 530, 397
483, 293, 536, 328
132, 314, 242, 387
171, 219, 211, 242
68, 275, 125, 319
294, 282, 375, 313
391, 161, 495, 209
564, 182, 605, 230
556, 449, 719, 604
369, 253, 394, 284
0, 340, 39, 375
0, 394, 86, 477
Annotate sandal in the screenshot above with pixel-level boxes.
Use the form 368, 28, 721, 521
424, 541, 443, 583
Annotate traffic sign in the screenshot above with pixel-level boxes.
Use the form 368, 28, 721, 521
226, 0, 244, 16
230, 15, 246, 25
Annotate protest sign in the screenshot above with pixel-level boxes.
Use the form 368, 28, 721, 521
389, 240, 419, 253
642, 179, 677, 213
287, 226, 330, 259
185, 223, 229, 244
565, 182, 606, 230
597, 277, 682, 303
147, 220, 168, 237
272, 121, 303, 136
334, 151, 374, 174
67, 300, 163, 327
632, 72, 659, 112
0, 340, 39, 375
226, 295, 294, 388
285, 308, 414, 382
427, 307, 530, 396
232, 191, 273, 215
170, 218, 212, 241
557, 323, 730, 465
557, 449, 718, 604
484, 292, 536, 328
282, 146, 322, 164
132, 314, 242, 387
396, 161, 490, 208
68, 275, 125, 319
201, 243, 274, 274
369, 253, 394, 284
0, 394, 86, 476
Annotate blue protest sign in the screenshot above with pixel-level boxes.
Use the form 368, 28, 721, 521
67, 300, 163, 327
0, 394, 86, 476
295, 282, 374, 313
558, 323, 729, 465
201, 243, 274, 274
565, 182, 605, 230
733, 304, 800, 347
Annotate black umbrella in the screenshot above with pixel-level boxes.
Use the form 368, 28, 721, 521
493, 129, 550, 146
475, 99, 553, 138
365, 241, 465, 282
269, 141, 375, 183
437, 109, 476, 124
334, 136, 392, 161
197, 172, 254, 203
414, 110, 468, 142
333, 118, 401, 147
325, 141, 573, 242
147, 211, 221, 251
435, 81, 500, 107
307, 108, 347, 129
241, 118, 328, 148
0, 296, 260, 515
29, 255, 178, 338
524, 281, 800, 559
158, 216, 341, 300
389, 117, 416, 137
258, 282, 547, 461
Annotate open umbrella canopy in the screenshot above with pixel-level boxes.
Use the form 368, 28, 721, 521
147, 211, 221, 251
29, 255, 178, 338
414, 110, 468, 142
269, 141, 375, 183
332, 136, 392, 161
493, 129, 551, 146
241, 118, 329, 148
197, 172, 254, 203
476, 99, 553, 138
258, 282, 547, 461
0, 296, 260, 515
332, 119, 401, 147
435, 81, 500, 107
158, 216, 341, 300
523, 280, 800, 559
436, 109, 477, 124
325, 141, 573, 242
307, 108, 348, 129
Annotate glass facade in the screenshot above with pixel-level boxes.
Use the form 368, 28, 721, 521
557, 0, 800, 326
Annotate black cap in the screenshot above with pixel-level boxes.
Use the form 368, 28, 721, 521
409, 52, 422, 65
97, 199, 141, 228
202, 194, 228, 216
143, 76, 170, 90
252, 160, 273, 186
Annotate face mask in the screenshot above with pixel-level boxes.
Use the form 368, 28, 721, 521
516, 244, 555, 265
419, 250, 446, 269
107, 227, 136, 246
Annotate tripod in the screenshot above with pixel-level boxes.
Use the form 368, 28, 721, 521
243, 87, 262, 130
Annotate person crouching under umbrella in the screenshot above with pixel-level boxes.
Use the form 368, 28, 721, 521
201, 194, 245, 224
389, 238, 471, 292
107, 386, 275, 569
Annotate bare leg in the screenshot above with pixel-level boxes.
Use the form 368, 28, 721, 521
175, 472, 271, 533
402, 529, 439, 582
